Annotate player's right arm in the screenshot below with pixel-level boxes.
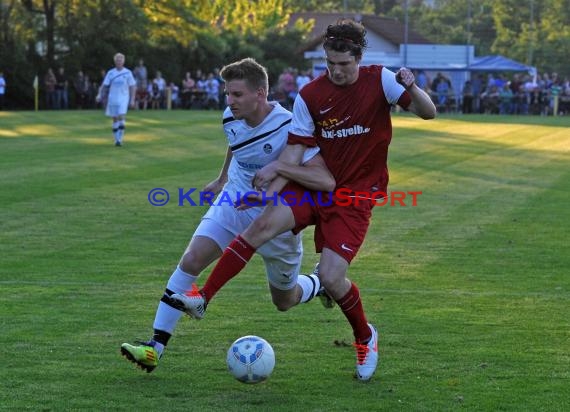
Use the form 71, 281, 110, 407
252, 143, 304, 193
96, 71, 111, 103
395, 67, 436, 119
262, 151, 335, 192
203, 146, 232, 195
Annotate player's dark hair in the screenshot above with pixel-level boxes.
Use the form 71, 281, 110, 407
220, 58, 269, 92
323, 19, 367, 58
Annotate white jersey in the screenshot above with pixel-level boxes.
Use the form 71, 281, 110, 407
103, 68, 136, 106
223, 102, 320, 196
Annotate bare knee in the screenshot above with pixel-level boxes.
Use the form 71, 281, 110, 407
178, 236, 222, 275
179, 250, 208, 275
318, 270, 350, 299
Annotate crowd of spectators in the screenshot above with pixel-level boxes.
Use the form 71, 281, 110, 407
39, 60, 225, 112
36, 63, 315, 113
31, 63, 570, 116
415, 70, 570, 116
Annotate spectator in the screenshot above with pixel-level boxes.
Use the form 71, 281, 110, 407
168, 82, 180, 109
0, 71, 5, 110
55, 67, 69, 109
499, 83, 513, 114
73, 70, 90, 110
180, 71, 196, 109
133, 59, 148, 91
277, 67, 296, 109
513, 76, 527, 115
461, 80, 473, 114
486, 73, 496, 91
481, 85, 500, 114
204, 72, 220, 110
134, 60, 149, 110
149, 81, 162, 110
509, 74, 522, 114
153, 71, 167, 108
195, 73, 208, 108
431, 72, 443, 93
213, 67, 226, 110
528, 85, 542, 115
494, 74, 507, 89
44, 68, 57, 110
435, 74, 451, 111
471, 74, 484, 113
196, 72, 207, 92
135, 82, 149, 110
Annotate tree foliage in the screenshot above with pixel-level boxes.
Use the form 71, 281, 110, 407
1, 0, 568, 109
388, 0, 569, 73
491, 0, 570, 73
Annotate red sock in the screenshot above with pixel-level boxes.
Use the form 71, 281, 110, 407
337, 282, 371, 344
201, 235, 256, 302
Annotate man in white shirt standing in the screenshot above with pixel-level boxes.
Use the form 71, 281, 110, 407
96, 53, 136, 146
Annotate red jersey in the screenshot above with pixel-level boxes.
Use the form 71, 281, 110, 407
288, 65, 411, 193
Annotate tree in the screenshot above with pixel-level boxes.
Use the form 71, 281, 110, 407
2, 0, 568, 109
284, 0, 374, 13
492, 0, 570, 73
59, 0, 149, 76
0, 0, 46, 108
21, 0, 57, 66
387, 0, 496, 55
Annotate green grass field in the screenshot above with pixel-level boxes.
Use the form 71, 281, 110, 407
1, 110, 569, 411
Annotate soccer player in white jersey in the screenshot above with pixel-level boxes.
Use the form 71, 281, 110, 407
121, 58, 335, 372
96, 53, 136, 146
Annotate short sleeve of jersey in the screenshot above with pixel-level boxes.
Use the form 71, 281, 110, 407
102, 70, 112, 87
381, 67, 411, 109
287, 94, 318, 147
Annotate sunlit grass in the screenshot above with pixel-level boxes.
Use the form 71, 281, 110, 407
1, 110, 569, 411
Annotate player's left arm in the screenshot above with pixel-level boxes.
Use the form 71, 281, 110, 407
396, 67, 436, 119
128, 72, 137, 108
129, 85, 136, 108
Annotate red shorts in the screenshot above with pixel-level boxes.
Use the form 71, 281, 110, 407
281, 183, 374, 263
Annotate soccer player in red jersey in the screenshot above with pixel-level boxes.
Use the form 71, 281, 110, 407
173, 19, 436, 381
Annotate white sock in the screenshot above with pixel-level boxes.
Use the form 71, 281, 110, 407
112, 121, 120, 141
118, 120, 125, 142
152, 266, 198, 335
297, 274, 321, 303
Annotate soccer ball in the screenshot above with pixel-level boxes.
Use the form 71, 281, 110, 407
226, 335, 275, 384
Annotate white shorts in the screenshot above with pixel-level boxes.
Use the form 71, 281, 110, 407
106, 102, 128, 117
193, 203, 303, 291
